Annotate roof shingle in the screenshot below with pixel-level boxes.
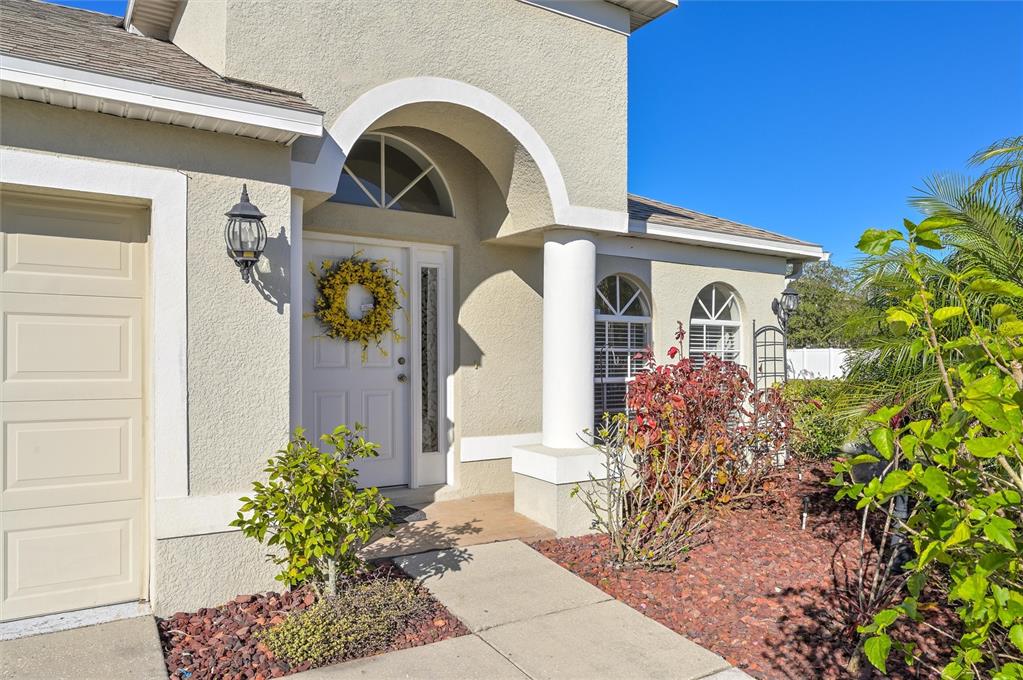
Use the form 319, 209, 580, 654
0, 0, 320, 114
627, 194, 817, 248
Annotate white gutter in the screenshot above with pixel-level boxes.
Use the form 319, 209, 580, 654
0, 54, 323, 143
628, 217, 825, 260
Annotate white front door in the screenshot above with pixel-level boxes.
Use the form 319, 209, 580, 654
302, 237, 411, 488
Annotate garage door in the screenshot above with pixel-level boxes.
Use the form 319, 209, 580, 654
0, 191, 148, 621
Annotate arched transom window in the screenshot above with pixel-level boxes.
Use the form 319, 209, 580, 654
689, 283, 741, 369
330, 133, 453, 216
595, 274, 651, 425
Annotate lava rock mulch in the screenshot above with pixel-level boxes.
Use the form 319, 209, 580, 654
533, 463, 956, 679
158, 563, 468, 680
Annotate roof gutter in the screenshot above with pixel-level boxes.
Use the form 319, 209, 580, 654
0, 54, 323, 144
629, 217, 826, 260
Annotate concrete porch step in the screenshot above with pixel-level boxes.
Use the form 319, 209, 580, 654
361, 493, 554, 561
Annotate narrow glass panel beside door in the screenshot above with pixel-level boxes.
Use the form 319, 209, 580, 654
420, 267, 439, 454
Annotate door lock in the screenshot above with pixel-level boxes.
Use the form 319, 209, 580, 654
397, 357, 406, 365
397, 373, 408, 383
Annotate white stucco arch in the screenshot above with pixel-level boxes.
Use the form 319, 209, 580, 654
290, 77, 626, 231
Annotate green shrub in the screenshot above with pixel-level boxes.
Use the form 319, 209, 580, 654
259, 579, 430, 666
835, 217, 1023, 677
783, 378, 856, 459
231, 425, 393, 592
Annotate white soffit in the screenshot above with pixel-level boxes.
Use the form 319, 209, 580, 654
608, 0, 678, 31
520, 0, 676, 34
629, 218, 826, 260
0, 54, 323, 144
124, 0, 179, 40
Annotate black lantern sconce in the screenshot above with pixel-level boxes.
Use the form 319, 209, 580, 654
772, 284, 800, 331
224, 184, 267, 283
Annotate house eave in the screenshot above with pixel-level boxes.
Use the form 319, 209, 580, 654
606, 0, 678, 31
0, 54, 323, 145
628, 218, 825, 260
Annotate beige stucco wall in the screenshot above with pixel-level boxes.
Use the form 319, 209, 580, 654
1, 98, 295, 612
153, 532, 279, 616
170, 0, 628, 214
0, 100, 294, 496
303, 128, 542, 494
170, 0, 227, 73
596, 238, 791, 368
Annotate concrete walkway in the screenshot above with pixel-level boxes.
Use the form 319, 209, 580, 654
0, 540, 750, 680
302, 540, 751, 680
0, 616, 167, 680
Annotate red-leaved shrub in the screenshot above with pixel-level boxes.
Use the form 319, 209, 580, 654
626, 324, 793, 506
574, 323, 793, 569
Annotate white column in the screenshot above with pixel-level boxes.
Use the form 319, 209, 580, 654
542, 229, 596, 449
289, 194, 304, 430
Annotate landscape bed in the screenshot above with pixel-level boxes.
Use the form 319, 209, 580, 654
533, 462, 956, 679
158, 562, 468, 680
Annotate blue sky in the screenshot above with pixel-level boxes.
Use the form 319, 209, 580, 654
629, 1, 1023, 264
50, 1, 1022, 264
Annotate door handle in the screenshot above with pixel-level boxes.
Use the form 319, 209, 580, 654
397, 373, 408, 383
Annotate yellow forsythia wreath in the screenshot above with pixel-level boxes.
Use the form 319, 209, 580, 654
308, 254, 405, 360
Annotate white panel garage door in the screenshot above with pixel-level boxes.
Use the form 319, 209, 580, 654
0, 191, 148, 621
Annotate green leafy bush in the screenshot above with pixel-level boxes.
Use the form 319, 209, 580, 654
834, 218, 1023, 678
783, 379, 857, 459
231, 425, 393, 592
258, 579, 430, 666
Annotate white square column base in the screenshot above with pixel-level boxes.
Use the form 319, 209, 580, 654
511, 444, 605, 537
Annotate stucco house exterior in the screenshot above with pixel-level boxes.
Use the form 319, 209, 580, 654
0, 0, 823, 626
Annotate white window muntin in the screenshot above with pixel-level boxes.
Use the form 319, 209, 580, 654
689, 283, 742, 368
335, 132, 453, 216
595, 274, 650, 423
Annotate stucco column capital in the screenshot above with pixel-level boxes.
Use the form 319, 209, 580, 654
543, 227, 599, 245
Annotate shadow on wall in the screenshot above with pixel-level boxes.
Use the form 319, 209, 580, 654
252, 225, 290, 314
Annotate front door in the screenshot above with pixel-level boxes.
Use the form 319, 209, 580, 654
302, 237, 410, 488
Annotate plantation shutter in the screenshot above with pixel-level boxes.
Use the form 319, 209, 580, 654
688, 284, 742, 368
594, 275, 651, 429
688, 323, 740, 368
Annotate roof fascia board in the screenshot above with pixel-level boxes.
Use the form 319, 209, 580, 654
628, 217, 824, 260
0, 54, 323, 139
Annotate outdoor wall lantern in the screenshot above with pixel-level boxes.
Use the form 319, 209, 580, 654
772, 284, 800, 330
224, 184, 267, 283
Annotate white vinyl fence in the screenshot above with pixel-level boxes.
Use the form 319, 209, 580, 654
787, 348, 850, 380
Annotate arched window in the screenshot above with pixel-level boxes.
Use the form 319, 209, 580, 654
689, 283, 741, 369
595, 274, 651, 425
330, 133, 453, 216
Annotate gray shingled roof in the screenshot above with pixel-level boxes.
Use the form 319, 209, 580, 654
0, 0, 321, 114
628, 194, 817, 247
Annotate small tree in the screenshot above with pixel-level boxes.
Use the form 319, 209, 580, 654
231, 425, 394, 595
787, 261, 874, 349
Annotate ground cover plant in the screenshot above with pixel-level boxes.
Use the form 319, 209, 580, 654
158, 564, 467, 679
260, 578, 429, 667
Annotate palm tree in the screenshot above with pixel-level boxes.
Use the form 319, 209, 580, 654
837, 136, 1023, 421
970, 135, 1023, 208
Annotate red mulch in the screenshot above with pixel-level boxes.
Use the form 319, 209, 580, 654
533, 462, 956, 679
158, 563, 468, 680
